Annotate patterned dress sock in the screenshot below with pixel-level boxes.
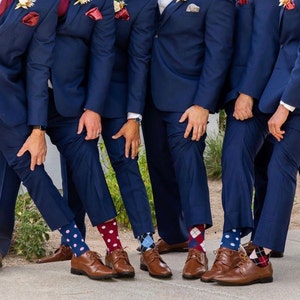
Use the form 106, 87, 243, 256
250, 247, 270, 267
58, 220, 89, 257
188, 224, 206, 252
137, 232, 155, 253
220, 229, 241, 251
97, 219, 122, 253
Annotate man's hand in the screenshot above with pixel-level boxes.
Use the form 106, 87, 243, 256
268, 104, 289, 141
77, 109, 101, 140
179, 105, 209, 141
233, 93, 254, 120
17, 129, 47, 171
112, 119, 141, 159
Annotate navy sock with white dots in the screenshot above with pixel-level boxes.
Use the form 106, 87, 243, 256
58, 220, 89, 257
220, 229, 241, 251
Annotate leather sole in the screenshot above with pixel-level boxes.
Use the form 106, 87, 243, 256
215, 276, 273, 286
70, 268, 117, 280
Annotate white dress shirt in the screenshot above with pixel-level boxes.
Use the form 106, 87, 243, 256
158, 0, 173, 14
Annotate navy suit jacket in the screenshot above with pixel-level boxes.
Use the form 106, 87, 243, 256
260, 0, 300, 114
51, 0, 115, 117
150, 0, 235, 114
102, 0, 157, 118
0, 0, 59, 127
223, 0, 280, 106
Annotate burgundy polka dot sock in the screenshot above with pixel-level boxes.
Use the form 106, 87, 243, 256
58, 220, 89, 257
97, 219, 123, 253
188, 224, 206, 252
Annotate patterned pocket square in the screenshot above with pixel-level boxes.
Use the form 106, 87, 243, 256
22, 12, 39, 27
186, 3, 200, 13
85, 7, 103, 21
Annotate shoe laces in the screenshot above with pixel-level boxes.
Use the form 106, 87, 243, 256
146, 248, 161, 263
187, 249, 204, 262
88, 251, 104, 265
236, 252, 250, 268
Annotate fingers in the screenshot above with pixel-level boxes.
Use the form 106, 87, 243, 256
269, 123, 285, 141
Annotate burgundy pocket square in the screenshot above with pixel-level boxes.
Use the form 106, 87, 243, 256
85, 7, 103, 21
22, 12, 39, 27
286, 2, 296, 10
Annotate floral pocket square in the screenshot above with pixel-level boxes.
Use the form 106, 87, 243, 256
22, 12, 39, 27
186, 3, 200, 13
85, 7, 103, 21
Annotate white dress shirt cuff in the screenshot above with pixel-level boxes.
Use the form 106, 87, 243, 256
280, 100, 295, 112
127, 112, 142, 121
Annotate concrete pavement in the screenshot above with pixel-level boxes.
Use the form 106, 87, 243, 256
1, 230, 300, 300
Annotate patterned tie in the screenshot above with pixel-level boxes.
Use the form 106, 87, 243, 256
58, 0, 70, 17
0, 0, 13, 17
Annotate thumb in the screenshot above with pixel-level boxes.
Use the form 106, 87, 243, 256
77, 119, 84, 134
179, 111, 188, 123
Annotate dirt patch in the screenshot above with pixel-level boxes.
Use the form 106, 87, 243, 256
3, 178, 300, 266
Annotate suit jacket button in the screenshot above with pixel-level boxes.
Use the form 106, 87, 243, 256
154, 34, 158, 38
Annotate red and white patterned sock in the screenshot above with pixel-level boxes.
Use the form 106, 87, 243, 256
188, 224, 206, 253
97, 219, 122, 253
250, 247, 270, 267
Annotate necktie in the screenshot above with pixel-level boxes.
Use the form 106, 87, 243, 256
58, 0, 70, 17
0, 0, 13, 17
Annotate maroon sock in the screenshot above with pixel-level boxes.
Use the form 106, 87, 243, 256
188, 224, 206, 252
97, 219, 122, 253
251, 247, 270, 267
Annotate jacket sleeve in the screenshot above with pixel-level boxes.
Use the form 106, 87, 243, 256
126, 0, 157, 114
238, 0, 280, 100
26, 0, 60, 126
84, 0, 115, 114
281, 42, 300, 108
193, 0, 235, 113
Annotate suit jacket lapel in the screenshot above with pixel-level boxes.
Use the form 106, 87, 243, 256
159, 0, 186, 29
0, 1, 24, 33
59, 0, 82, 28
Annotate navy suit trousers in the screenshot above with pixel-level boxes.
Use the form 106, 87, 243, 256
143, 101, 212, 234
46, 96, 117, 226
253, 110, 300, 252
221, 102, 269, 237
143, 100, 188, 244
0, 120, 74, 256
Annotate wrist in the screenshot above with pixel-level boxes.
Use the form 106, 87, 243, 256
32, 125, 46, 131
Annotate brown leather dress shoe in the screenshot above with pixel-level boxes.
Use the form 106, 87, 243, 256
201, 247, 243, 282
155, 238, 188, 254
36, 245, 72, 263
242, 241, 284, 258
105, 248, 135, 278
140, 248, 172, 278
214, 253, 273, 286
71, 250, 117, 280
182, 249, 208, 279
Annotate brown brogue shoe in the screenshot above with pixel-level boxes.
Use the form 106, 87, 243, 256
140, 248, 172, 278
182, 249, 208, 279
156, 239, 188, 254
242, 241, 284, 258
36, 245, 72, 263
71, 250, 117, 280
105, 248, 135, 278
201, 247, 243, 282
214, 253, 273, 286
0, 253, 3, 268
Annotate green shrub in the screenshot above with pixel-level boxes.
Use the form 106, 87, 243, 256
13, 193, 50, 260
204, 132, 224, 180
